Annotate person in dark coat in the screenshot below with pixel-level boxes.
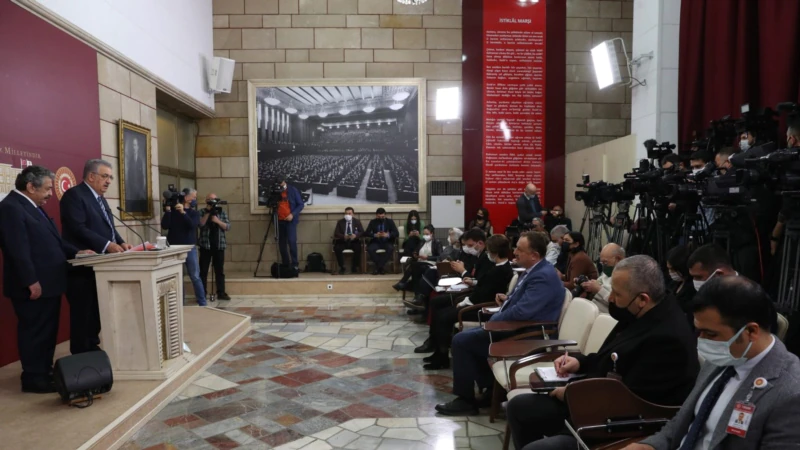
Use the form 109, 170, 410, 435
401, 210, 425, 255
364, 208, 399, 275
393, 225, 442, 292
516, 183, 543, 224
333, 206, 365, 274
560, 231, 598, 290
666, 244, 696, 329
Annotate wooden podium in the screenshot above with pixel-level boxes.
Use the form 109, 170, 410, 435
69, 245, 195, 381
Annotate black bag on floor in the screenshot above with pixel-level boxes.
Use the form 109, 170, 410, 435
54, 350, 113, 406
271, 262, 297, 278
305, 252, 327, 273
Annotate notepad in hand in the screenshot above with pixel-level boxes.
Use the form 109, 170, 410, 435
484, 306, 501, 313
535, 367, 584, 382
447, 283, 469, 292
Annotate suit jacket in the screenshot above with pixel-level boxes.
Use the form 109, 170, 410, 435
490, 260, 563, 322
61, 182, 124, 254
334, 218, 365, 241
642, 339, 800, 449
516, 193, 543, 223
470, 250, 495, 279
575, 298, 699, 406
413, 238, 442, 259
364, 218, 398, 242
564, 250, 598, 290
283, 184, 304, 224
471, 261, 514, 304
0, 192, 78, 299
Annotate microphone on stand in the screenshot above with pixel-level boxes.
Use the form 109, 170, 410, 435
117, 207, 169, 247
109, 211, 148, 251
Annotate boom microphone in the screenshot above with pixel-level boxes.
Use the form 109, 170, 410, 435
117, 207, 169, 247
108, 211, 147, 252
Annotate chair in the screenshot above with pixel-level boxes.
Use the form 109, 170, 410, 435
777, 313, 789, 342
330, 236, 363, 274
363, 235, 398, 274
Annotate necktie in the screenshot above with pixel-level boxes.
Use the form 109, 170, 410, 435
38, 208, 48, 220
347, 222, 352, 235
679, 366, 737, 450
97, 196, 114, 240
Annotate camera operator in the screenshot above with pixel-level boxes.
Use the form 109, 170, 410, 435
161, 188, 206, 306
199, 193, 230, 301
739, 129, 759, 152
770, 124, 800, 256
275, 175, 304, 272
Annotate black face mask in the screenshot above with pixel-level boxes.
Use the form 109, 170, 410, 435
476, 215, 484, 222
609, 296, 642, 325
561, 242, 571, 253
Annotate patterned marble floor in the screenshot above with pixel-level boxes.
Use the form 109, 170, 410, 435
124, 296, 507, 450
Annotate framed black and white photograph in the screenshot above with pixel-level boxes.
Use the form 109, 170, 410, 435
118, 120, 152, 218
247, 79, 427, 214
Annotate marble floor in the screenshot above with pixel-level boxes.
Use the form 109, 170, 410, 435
124, 296, 507, 450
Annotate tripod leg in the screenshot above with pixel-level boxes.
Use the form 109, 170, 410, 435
253, 214, 275, 277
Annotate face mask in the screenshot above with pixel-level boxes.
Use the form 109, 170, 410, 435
553, 211, 562, 217
190, 199, 197, 208
602, 264, 614, 277
693, 270, 719, 291
463, 246, 478, 256
740, 139, 751, 151
697, 325, 753, 367
411, 219, 417, 225
344, 214, 352, 221
609, 294, 642, 325
561, 242, 571, 253
476, 215, 484, 221
692, 168, 702, 175
423, 234, 431, 242
669, 271, 683, 282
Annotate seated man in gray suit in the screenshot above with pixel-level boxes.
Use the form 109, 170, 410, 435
435, 231, 564, 416
625, 276, 800, 450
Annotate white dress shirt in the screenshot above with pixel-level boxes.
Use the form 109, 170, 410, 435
13, 189, 38, 209
418, 240, 433, 257
683, 336, 776, 450
546, 241, 560, 265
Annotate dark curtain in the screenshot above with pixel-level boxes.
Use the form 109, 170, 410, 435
679, 0, 800, 147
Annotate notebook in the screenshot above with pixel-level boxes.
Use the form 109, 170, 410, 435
535, 367, 584, 382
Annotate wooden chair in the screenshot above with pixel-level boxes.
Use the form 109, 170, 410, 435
363, 235, 399, 274
330, 236, 364, 274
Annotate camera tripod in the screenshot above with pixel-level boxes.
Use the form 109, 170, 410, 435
776, 195, 800, 313
626, 194, 669, 263
253, 206, 281, 277
610, 201, 632, 246
580, 203, 612, 262
676, 202, 710, 248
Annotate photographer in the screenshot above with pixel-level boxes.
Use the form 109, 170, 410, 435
199, 193, 230, 300
770, 124, 800, 255
161, 188, 206, 306
275, 175, 304, 272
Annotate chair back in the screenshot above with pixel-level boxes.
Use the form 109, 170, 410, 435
583, 314, 617, 354
777, 313, 789, 342
397, 225, 406, 239
558, 288, 573, 329
557, 298, 599, 352
506, 272, 520, 295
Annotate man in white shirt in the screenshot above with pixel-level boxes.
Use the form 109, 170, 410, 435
546, 225, 569, 267
625, 276, 800, 450
579, 243, 625, 313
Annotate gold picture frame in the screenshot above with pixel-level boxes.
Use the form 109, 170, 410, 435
118, 120, 153, 219
247, 78, 427, 214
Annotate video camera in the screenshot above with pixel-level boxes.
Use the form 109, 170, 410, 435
644, 139, 676, 161
206, 197, 228, 215
259, 178, 285, 209
574, 175, 634, 207
162, 185, 184, 209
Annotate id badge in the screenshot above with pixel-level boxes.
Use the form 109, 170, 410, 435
726, 402, 755, 438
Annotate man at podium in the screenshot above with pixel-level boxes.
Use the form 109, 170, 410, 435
60, 159, 132, 354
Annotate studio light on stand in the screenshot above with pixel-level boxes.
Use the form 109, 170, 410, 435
591, 38, 652, 89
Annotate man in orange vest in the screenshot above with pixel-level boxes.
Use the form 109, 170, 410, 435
276, 174, 304, 274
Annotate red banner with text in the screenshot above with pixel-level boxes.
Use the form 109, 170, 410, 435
482, 0, 546, 233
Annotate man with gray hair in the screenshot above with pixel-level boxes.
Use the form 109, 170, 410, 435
506, 254, 700, 449
546, 224, 569, 267
0, 166, 93, 392
62, 159, 133, 354
579, 243, 626, 313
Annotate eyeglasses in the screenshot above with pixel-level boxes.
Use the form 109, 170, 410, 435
92, 172, 114, 181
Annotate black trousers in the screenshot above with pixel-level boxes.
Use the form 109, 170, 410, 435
430, 297, 480, 350
414, 267, 440, 297
66, 269, 101, 355
334, 239, 362, 270
507, 393, 571, 449
367, 240, 393, 270
199, 248, 226, 294
11, 295, 61, 381
399, 260, 431, 287
403, 236, 421, 254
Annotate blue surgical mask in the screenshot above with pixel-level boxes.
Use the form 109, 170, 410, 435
190, 199, 197, 208
697, 325, 753, 367
740, 139, 751, 152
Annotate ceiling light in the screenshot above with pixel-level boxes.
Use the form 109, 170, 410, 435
396, 0, 429, 5
389, 103, 404, 110
318, 111, 328, 118
436, 87, 460, 120
363, 106, 375, 113
339, 107, 350, 115
591, 40, 622, 90
285, 107, 297, 114
392, 91, 410, 101
298, 113, 308, 119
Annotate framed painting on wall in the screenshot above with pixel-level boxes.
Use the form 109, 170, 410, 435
118, 120, 153, 219
247, 78, 427, 214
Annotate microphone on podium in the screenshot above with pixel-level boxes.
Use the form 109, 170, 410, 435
108, 210, 147, 251
116, 206, 169, 247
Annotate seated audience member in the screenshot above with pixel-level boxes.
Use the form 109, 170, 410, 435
364, 208, 399, 275
559, 231, 598, 290
510, 255, 700, 450
393, 225, 441, 292
625, 277, 800, 450
516, 183, 543, 224
422, 235, 515, 370
467, 207, 493, 236
544, 205, 572, 231
404, 229, 491, 310
546, 225, 569, 268
402, 210, 424, 256
439, 228, 463, 262
666, 244, 696, 327
333, 207, 364, 274
579, 243, 625, 313
435, 232, 564, 416
532, 217, 546, 233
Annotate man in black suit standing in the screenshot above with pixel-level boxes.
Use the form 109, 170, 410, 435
364, 208, 398, 275
516, 183, 544, 224
333, 207, 364, 274
61, 159, 132, 354
0, 166, 93, 393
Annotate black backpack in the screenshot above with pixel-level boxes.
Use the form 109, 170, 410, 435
271, 262, 297, 279
305, 252, 327, 273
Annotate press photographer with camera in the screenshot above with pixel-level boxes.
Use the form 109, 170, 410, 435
199, 193, 230, 300
559, 231, 598, 291
161, 188, 206, 306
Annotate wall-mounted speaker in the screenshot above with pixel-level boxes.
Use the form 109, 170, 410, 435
208, 57, 235, 94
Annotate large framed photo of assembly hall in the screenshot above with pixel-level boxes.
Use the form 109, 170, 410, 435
247, 78, 427, 214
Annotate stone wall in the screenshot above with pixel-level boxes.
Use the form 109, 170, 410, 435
200, 0, 462, 273
565, 0, 633, 154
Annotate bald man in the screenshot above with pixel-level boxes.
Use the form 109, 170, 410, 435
516, 183, 543, 224
580, 243, 625, 312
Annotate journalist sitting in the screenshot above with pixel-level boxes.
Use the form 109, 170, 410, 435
559, 231, 598, 290
509, 255, 700, 450
624, 277, 800, 450
578, 243, 625, 313
439, 227, 463, 261
333, 207, 364, 275
393, 225, 442, 292
544, 205, 572, 231
435, 231, 564, 416
422, 234, 515, 370
364, 208, 398, 275
532, 217, 546, 233
546, 225, 569, 268
161, 188, 206, 306
199, 193, 231, 300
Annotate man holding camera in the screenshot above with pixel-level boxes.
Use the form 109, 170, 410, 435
199, 193, 230, 300
276, 176, 304, 273
161, 188, 206, 306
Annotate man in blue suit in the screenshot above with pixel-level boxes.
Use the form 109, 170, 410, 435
276, 175, 304, 273
436, 231, 564, 415
0, 166, 92, 392
61, 159, 132, 354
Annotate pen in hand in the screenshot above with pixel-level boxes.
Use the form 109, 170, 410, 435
557, 350, 568, 376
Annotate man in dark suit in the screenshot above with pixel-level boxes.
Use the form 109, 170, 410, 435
333, 206, 364, 275
61, 159, 132, 354
364, 207, 398, 275
276, 175, 304, 273
509, 254, 700, 449
626, 276, 800, 450
516, 183, 544, 224
0, 166, 92, 392
436, 231, 564, 415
